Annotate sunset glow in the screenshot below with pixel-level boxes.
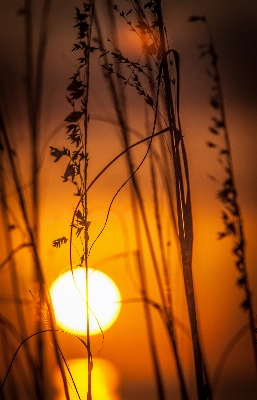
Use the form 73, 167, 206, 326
54, 358, 121, 400
50, 268, 121, 335
1, 1, 257, 399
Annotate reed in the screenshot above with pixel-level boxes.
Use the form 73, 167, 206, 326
189, 12, 257, 375
0, 1, 256, 400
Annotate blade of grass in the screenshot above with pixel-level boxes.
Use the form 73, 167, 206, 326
155, 2, 210, 399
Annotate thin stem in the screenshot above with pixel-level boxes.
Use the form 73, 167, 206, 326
155, 2, 209, 399
0, 110, 71, 400
196, 18, 257, 373
135, 250, 166, 400
83, 3, 95, 399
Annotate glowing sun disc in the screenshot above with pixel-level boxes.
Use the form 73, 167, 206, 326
50, 268, 121, 335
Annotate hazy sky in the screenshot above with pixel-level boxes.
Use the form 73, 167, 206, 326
1, 1, 257, 399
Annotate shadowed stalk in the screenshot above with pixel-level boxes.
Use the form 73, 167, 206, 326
131, 160, 166, 400
94, 2, 190, 398
129, 155, 167, 400
149, 149, 192, 396
0, 157, 39, 399
50, 3, 96, 398
213, 319, 257, 392
135, 249, 167, 400
93, 5, 166, 398
0, 315, 43, 398
149, 151, 172, 319
23, 1, 52, 396
0, 324, 91, 400
3, 2, 255, 399
81, 2, 95, 399
155, 2, 210, 399
0, 83, 70, 400
149, 149, 191, 400
24, 0, 52, 241
189, 15, 257, 373
0, 319, 18, 399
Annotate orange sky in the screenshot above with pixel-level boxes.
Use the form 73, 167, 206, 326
0, 1, 257, 399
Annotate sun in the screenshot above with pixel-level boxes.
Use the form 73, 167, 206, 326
50, 268, 121, 335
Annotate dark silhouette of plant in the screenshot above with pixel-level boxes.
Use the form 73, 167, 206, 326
50, 3, 95, 399
1, 1, 255, 400
0, 1, 72, 398
79, 1, 211, 399
189, 14, 257, 372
